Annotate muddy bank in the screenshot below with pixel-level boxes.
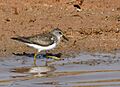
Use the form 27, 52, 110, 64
0, 0, 120, 57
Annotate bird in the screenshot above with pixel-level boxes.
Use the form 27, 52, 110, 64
11, 28, 68, 65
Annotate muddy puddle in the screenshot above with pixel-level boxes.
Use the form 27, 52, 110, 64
0, 52, 120, 87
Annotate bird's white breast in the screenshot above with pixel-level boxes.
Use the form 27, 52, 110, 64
25, 43, 57, 52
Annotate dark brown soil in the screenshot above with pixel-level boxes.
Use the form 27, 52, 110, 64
0, 0, 120, 57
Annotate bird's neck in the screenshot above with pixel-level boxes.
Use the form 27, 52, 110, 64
55, 36, 61, 44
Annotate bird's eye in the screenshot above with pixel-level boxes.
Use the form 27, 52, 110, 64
59, 32, 62, 34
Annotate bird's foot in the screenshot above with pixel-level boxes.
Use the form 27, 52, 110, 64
46, 56, 61, 60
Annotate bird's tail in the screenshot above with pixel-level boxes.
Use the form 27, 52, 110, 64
11, 37, 30, 43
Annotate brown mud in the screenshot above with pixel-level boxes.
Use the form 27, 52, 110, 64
0, 0, 120, 57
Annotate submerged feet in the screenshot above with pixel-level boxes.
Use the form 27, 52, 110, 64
33, 53, 61, 66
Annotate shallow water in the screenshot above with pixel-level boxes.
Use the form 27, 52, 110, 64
0, 52, 120, 87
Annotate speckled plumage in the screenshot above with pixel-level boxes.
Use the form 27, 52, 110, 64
11, 28, 68, 65
12, 33, 58, 46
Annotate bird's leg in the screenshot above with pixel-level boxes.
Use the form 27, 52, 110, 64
46, 50, 61, 60
34, 52, 38, 66
45, 58, 48, 66
46, 56, 61, 60
45, 50, 49, 66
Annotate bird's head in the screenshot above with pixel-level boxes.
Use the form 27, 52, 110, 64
51, 28, 69, 41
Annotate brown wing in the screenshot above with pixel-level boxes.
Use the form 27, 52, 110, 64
11, 33, 56, 46
28, 33, 56, 46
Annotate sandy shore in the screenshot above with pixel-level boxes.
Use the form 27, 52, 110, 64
0, 0, 120, 57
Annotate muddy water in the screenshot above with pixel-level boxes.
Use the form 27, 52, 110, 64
0, 52, 120, 87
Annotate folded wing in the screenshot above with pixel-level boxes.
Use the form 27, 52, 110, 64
11, 33, 56, 46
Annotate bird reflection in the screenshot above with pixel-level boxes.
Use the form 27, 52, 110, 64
11, 65, 55, 77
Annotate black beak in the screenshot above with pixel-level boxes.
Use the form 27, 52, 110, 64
63, 35, 69, 41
